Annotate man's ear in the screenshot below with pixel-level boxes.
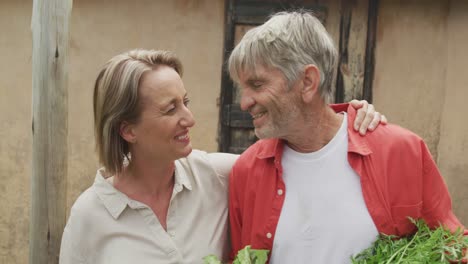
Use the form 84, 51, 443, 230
301, 64, 320, 103
120, 121, 137, 144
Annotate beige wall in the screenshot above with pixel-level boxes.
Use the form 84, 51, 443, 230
373, 0, 448, 159
0, 1, 32, 263
373, 0, 467, 224
1, 0, 467, 263
0, 1, 225, 263
67, 0, 225, 213
438, 0, 468, 224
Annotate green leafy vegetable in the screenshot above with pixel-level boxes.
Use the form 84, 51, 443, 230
352, 218, 468, 264
203, 245, 269, 264
233, 246, 269, 264
203, 254, 222, 264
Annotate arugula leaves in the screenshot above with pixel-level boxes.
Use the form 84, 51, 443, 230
203, 245, 269, 264
203, 255, 222, 264
352, 218, 468, 264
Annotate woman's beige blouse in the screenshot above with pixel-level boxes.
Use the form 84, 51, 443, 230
59, 150, 238, 264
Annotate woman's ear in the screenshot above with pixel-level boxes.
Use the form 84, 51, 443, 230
120, 121, 137, 144
301, 64, 320, 103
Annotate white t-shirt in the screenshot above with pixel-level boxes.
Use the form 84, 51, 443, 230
59, 150, 238, 264
270, 114, 378, 264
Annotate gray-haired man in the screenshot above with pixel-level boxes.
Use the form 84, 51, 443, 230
228, 11, 466, 263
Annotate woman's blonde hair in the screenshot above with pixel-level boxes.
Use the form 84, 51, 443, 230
93, 49, 183, 175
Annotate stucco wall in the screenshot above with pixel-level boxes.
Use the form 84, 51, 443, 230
373, 0, 448, 159
0, 1, 225, 263
1, 0, 467, 263
373, 0, 467, 224
0, 1, 32, 263
438, 0, 468, 224
67, 0, 225, 214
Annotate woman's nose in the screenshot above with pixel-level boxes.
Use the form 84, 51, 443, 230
180, 106, 195, 127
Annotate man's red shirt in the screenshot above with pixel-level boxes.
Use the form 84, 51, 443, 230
229, 104, 467, 260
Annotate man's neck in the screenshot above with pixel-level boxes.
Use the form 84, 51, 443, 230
284, 105, 344, 153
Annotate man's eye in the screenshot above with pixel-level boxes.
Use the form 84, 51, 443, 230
183, 99, 190, 106
252, 82, 263, 89
166, 106, 176, 114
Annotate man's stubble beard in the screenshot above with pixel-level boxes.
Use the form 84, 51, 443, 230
254, 101, 303, 140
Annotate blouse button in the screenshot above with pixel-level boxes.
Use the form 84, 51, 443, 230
277, 189, 283, 196
266, 232, 272, 239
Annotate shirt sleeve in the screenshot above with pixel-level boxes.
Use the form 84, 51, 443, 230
59, 218, 87, 264
420, 140, 467, 235
207, 152, 239, 181
228, 161, 244, 260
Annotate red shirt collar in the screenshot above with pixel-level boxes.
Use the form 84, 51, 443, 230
345, 104, 373, 156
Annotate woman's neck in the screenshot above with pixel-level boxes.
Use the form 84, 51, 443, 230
114, 156, 175, 198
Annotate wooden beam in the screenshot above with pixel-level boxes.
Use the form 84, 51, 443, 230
30, 0, 72, 263
363, 0, 379, 103
335, 0, 369, 103
218, 0, 235, 152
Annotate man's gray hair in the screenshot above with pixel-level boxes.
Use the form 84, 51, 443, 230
228, 11, 338, 101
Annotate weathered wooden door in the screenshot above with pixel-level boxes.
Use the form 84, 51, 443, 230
218, 0, 378, 154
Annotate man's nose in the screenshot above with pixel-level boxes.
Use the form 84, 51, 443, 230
240, 88, 255, 111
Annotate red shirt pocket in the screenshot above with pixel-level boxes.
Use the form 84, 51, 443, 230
391, 202, 423, 236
